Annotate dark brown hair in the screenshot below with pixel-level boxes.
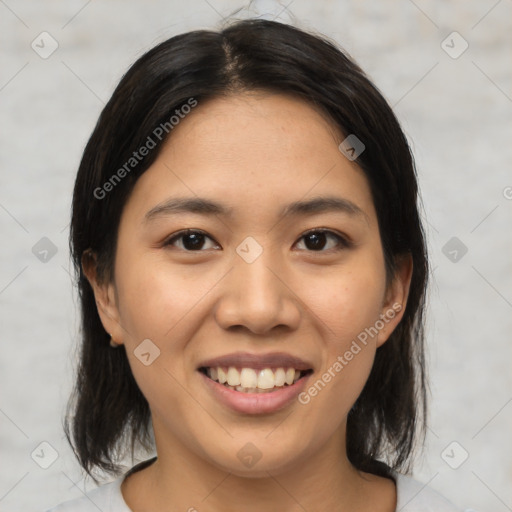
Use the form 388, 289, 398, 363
66, 18, 428, 483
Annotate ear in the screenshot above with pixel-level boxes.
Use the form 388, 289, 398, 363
376, 253, 413, 347
81, 249, 125, 346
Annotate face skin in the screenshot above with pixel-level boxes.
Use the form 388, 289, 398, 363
84, 91, 412, 512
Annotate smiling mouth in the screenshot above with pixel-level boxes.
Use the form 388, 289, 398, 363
198, 366, 313, 393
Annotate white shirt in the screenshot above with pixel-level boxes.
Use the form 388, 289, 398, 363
46, 464, 468, 512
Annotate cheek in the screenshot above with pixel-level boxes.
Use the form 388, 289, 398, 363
297, 251, 386, 408
115, 260, 202, 423
306, 261, 387, 343
298, 275, 383, 428
113, 257, 223, 394
115, 254, 212, 344
296, 322, 378, 448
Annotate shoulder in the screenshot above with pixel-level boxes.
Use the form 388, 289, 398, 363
395, 472, 472, 512
44, 476, 129, 512
45, 457, 157, 512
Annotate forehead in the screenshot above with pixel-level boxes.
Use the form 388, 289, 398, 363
164, 91, 343, 163
122, 92, 376, 226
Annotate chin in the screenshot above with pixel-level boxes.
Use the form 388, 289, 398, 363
193, 437, 302, 477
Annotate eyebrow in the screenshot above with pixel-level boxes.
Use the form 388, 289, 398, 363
280, 196, 367, 221
143, 196, 368, 223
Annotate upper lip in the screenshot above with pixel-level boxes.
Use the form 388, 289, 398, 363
197, 351, 314, 371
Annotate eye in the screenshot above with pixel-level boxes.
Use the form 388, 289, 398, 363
163, 229, 220, 251
294, 229, 351, 252
163, 228, 351, 252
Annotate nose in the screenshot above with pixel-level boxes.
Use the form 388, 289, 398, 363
214, 247, 301, 335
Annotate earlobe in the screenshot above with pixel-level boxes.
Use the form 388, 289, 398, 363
376, 253, 413, 347
81, 249, 125, 346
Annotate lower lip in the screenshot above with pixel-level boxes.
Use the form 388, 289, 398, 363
199, 371, 311, 415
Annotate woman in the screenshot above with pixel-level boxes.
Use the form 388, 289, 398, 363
47, 18, 469, 512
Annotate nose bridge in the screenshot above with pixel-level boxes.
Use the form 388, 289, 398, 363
215, 239, 300, 333
237, 246, 280, 302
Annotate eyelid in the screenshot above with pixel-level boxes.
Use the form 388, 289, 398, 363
163, 229, 220, 249
163, 227, 352, 252
295, 227, 353, 250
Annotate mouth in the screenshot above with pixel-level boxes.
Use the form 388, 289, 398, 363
198, 366, 314, 394
196, 351, 315, 413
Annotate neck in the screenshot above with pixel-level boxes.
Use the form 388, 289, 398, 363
122, 420, 396, 512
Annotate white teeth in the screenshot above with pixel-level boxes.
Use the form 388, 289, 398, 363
217, 367, 227, 384
274, 368, 286, 387
257, 368, 275, 389
205, 366, 308, 392
227, 367, 241, 386
240, 368, 258, 388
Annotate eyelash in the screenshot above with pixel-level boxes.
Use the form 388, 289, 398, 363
162, 228, 352, 253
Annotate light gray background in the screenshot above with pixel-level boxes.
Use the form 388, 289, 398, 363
1, 1, 511, 511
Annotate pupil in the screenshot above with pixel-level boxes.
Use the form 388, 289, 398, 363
183, 233, 204, 250
305, 232, 326, 250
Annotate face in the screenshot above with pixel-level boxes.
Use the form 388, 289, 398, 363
86, 92, 411, 477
